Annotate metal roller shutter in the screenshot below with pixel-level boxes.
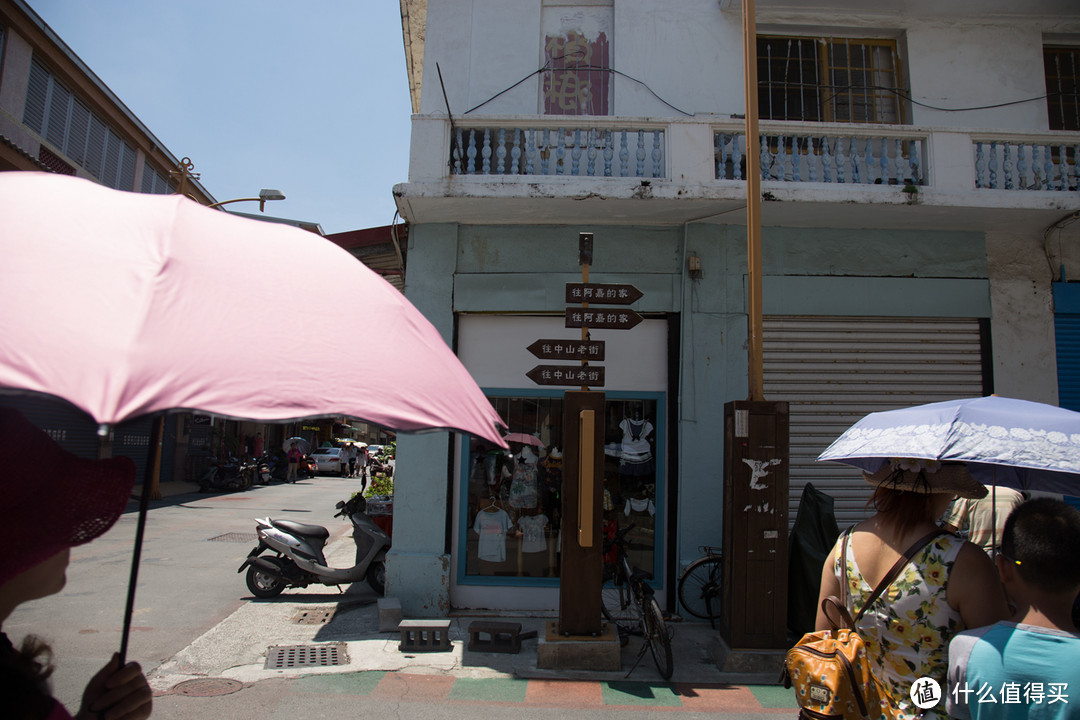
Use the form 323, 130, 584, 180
763, 316, 986, 528
1055, 314, 1080, 412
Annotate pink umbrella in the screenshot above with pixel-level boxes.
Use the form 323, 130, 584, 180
0, 172, 506, 659
0, 173, 505, 444
503, 432, 545, 447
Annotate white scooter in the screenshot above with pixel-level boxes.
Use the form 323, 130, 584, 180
238, 494, 390, 597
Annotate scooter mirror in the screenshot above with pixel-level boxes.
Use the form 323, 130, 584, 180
335, 501, 345, 509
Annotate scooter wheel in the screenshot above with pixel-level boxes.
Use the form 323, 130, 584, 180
246, 564, 286, 598
366, 561, 386, 595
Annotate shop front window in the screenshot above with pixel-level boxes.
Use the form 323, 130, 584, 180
461, 392, 663, 585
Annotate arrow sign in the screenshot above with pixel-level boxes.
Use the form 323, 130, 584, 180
527, 338, 606, 362
527, 365, 606, 387
565, 308, 643, 331
566, 282, 643, 305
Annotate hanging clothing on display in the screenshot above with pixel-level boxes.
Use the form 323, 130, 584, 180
624, 495, 656, 518
517, 513, 549, 553
508, 451, 539, 509
617, 416, 654, 476
473, 505, 512, 562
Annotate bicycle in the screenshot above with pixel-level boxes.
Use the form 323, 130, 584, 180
676, 545, 723, 628
600, 524, 674, 680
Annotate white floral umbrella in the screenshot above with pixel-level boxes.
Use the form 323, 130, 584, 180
818, 395, 1080, 494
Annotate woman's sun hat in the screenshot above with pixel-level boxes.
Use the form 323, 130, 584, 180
864, 458, 987, 499
0, 408, 135, 587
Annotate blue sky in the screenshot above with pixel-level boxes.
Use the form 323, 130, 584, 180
25, 1, 413, 235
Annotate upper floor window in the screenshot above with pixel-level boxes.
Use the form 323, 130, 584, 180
22, 55, 139, 190
757, 36, 905, 124
540, 4, 612, 116
1045, 46, 1080, 131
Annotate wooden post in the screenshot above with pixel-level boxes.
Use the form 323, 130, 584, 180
558, 390, 605, 636
742, 0, 765, 402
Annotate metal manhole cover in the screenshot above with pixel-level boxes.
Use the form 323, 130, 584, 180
293, 607, 337, 625
171, 678, 244, 697
265, 643, 348, 669
208, 532, 258, 543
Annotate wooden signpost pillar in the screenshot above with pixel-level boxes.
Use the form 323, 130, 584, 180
558, 390, 605, 635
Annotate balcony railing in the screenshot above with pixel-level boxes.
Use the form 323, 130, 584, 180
434, 116, 1080, 195
715, 129, 924, 185
972, 136, 1080, 191
450, 126, 665, 178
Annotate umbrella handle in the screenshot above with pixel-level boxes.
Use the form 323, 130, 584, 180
118, 415, 159, 665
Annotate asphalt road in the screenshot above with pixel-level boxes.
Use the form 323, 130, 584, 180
5, 474, 361, 712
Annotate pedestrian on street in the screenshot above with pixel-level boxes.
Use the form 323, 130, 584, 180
815, 459, 1009, 720
286, 442, 301, 483
346, 442, 358, 478
0, 408, 153, 720
358, 445, 370, 491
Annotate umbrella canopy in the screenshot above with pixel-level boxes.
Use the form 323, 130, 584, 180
0, 173, 506, 446
283, 437, 311, 456
818, 395, 1080, 494
503, 432, 545, 447
0, 173, 508, 664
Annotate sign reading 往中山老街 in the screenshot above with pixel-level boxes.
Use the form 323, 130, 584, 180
527, 338, 605, 362
526, 365, 605, 387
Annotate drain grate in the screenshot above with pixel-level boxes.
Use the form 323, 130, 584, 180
208, 532, 258, 543
171, 678, 244, 697
293, 607, 337, 625
265, 643, 347, 669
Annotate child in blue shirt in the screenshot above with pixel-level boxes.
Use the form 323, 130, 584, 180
947, 497, 1080, 719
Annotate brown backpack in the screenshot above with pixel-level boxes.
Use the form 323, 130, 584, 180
782, 529, 943, 720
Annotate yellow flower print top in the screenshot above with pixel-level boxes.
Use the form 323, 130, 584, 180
834, 533, 963, 720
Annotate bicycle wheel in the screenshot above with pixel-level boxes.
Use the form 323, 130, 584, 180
677, 555, 724, 620
642, 595, 674, 680
601, 579, 639, 635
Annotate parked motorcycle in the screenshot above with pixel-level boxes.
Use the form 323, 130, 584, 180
256, 452, 287, 484
198, 453, 253, 492
238, 494, 389, 597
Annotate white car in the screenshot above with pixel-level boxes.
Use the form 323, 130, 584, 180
311, 447, 347, 477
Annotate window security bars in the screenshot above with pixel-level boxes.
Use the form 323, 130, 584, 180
758, 36, 904, 125
1045, 47, 1080, 132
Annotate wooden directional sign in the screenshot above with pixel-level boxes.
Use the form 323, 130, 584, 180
565, 308, 643, 330
527, 338, 606, 362
527, 365, 605, 387
566, 283, 643, 305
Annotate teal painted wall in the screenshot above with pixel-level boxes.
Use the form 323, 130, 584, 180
392, 221, 990, 610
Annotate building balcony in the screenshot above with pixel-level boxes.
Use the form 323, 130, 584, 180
395, 114, 1080, 234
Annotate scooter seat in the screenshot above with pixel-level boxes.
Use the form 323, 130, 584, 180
272, 519, 329, 540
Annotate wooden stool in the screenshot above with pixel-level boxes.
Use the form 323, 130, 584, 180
398, 619, 452, 652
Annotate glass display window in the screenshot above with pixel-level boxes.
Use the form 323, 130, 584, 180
460, 391, 664, 587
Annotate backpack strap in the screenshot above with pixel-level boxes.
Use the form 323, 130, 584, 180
822, 527, 945, 630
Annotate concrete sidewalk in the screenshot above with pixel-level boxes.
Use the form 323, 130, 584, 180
147, 527, 796, 713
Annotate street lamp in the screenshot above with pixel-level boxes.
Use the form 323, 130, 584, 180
207, 188, 286, 212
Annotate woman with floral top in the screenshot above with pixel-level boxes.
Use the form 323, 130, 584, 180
815, 460, 1010, 720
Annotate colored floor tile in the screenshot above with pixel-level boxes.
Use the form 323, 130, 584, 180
371, 672, 455, 701
448, 676, 530, 703
748, 683, 800, 709
602, 680, 683, 707
675, 683, 771, 713
525, 678, 604, 707
292, 670, 385, 696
